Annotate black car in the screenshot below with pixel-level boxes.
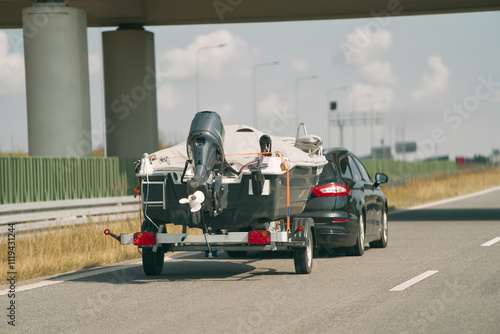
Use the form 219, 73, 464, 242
300, 147, 389, 256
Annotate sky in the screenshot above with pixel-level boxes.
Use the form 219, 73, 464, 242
1, 10, 500, 160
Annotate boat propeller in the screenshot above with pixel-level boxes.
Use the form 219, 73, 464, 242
179, 190, 205, 212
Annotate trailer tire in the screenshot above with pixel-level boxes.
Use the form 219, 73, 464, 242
293, 226, 313, 274
142, 248, 164, 276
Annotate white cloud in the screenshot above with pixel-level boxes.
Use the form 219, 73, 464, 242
358, 60, 397, 85
0, 31, 25, 95
412, 55, 450, 100
257, 93, 296, 135
348, 83, 395, 112
88, 53, 101, 76
159, 29, 261, 80
341, 26, 392, 66
290, 59, 310, 73
206, 101, 235, 119
258, 93, 288, 117
157, 83, 184, 110
340, 26, 397, 86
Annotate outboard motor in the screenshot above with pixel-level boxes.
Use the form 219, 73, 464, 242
182, 111, 227, 221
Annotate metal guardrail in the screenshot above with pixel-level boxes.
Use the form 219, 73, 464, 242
0, 196, 140, 233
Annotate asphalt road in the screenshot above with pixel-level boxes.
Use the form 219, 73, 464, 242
2, 186, 500, 333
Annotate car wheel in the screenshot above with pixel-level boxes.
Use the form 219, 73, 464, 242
370, 209, 388, 248
346, 214, 365, 256
293, 226, 313, 274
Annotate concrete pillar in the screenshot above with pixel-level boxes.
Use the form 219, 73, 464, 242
23, 2, 92, 157
102, 25, 159, 158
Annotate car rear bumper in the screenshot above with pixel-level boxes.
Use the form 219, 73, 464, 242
315, 224, 357, 248
297, 210, 358, 248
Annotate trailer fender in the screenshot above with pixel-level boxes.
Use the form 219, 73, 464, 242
290, 217, 314, 245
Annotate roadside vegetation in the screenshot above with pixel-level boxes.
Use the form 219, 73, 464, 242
0, 150, 28, 156
382, 166, 500, 210
1, 166, 499, 284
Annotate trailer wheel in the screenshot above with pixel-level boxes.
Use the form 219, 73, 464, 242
293, 226, 313, 274
142, 248, 164, 276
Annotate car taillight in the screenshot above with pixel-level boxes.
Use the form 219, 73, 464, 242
312, 183, 351, 197
248, 230, 271, 244
133, 232, 157, 245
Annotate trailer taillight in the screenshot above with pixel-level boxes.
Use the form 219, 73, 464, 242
248, 230, 271, 244
133, 232, 157, 246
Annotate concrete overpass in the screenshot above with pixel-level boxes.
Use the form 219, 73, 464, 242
1, 0, 499, 158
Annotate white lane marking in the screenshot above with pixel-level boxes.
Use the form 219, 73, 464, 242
481, 237, 500, 247
1, 280, 62, 296
390, 185, 500, 214
0, 252, 193, 296
0, 262, 139, 296
390, 270, 439, 291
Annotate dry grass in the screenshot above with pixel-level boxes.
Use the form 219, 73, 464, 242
381, 166, 500, 210
2, 166, 499, 284
0, 217, 201, 284
0, 151, 28, 157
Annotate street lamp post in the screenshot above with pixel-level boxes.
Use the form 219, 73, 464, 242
294, 75, 317, 131
351, 93, 371, 153
196, 43, 226, 111
252, 61, 280, 128
326, 86, 348, 147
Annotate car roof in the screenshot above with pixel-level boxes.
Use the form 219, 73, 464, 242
323, 147, 352, 160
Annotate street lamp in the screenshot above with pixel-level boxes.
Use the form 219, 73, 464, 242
351, 93, 371, 153
294, 75, 317, 131
196, 43, 227, 111
252, 61, 280, 128
326, 86, 348, 147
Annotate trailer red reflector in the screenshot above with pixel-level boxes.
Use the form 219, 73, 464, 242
104, 229, 110, 235
248, 230, 271, 244
133, 232, 157, 245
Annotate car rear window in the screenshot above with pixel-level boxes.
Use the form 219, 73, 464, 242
339, 156, 353, 180
319, 160, 341, 184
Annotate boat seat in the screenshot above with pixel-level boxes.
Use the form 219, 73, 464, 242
295, 134, 322, 153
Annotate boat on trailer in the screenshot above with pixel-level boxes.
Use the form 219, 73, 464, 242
106, 111, 327, 275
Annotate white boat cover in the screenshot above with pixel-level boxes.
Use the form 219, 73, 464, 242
148, 125, 326, 171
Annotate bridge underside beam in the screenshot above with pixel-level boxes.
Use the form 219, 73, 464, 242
1, 0, 500, 29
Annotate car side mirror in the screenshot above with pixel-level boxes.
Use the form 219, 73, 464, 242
374, 173, 388, 187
